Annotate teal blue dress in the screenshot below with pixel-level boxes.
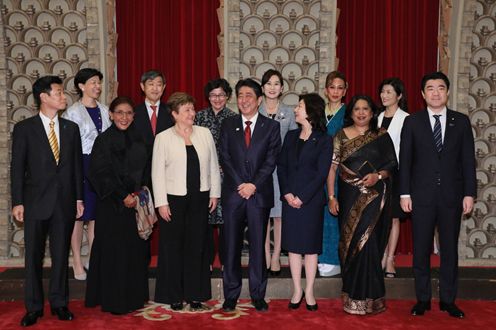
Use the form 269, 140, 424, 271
319, 105, 345, 265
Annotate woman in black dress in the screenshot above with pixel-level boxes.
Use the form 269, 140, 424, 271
278, 93, 332, 311
85, 97, 149, 314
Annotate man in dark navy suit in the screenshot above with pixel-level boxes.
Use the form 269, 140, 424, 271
219, 79, 281, 312
11, 76, 84, 327
133, 70, 174, 257
399, 72, 476, 318
133, 70, 174, 188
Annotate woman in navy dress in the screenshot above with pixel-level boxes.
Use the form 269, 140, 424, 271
278, 93, 332, 311
62, 68, 111, 280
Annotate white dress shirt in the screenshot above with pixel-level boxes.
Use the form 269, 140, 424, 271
39, 112, 59, 145
145, 100, 161, 120
242, 112, 259, 136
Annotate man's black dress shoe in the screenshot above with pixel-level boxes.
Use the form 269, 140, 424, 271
410, 301, 431, 316
252, 299, 268, 312
170, 302, 183, 311
51, 307, 74, 320
222, 299, 237, 312
188, 301, 202, 310
440, 302, 465, 318
288, 291, 304, 309
20, 311, 43, 327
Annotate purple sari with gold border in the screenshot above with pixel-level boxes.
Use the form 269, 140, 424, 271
333, 128, 397, 315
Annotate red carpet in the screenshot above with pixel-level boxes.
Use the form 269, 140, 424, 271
1, 299, 494, 329
148, 254, 441, 269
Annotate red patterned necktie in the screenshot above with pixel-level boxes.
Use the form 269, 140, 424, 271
150, 105, 157, 136
244, 121, 252, 147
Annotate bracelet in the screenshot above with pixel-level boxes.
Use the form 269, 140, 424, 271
377, 173, 383, 180
329, 195, 335, 201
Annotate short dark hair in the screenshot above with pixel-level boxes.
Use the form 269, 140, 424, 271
299, 93, 326, 132
74, 68, 103, 97
235, 78, 262, 98
421, 71, 450, 91
261, 69, 283, 87
378, 77, 408, 112
325, 70, 348, 88
204, 78, 232, 100
140, 70, 166, 85
32, 75, 63, 108
109, 96, 135, 113
344, 95, 379, 133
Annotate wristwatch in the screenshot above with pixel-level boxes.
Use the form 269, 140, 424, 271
328, 195, 335, 201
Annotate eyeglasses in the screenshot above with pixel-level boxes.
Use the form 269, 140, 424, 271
113, 111, 134, 117
209, 93, 227, 99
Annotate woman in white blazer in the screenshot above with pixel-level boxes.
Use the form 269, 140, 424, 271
152, 92, 221, 311
377, 77, 409, 278
62, 68, 111, 281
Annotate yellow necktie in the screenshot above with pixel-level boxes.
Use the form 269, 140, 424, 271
48, 120, 59, 164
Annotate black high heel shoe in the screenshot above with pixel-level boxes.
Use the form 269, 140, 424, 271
269, 269, 281, 276
306, 302, 318, 311
288, 291, 305, 309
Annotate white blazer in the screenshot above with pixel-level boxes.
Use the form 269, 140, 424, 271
378, 108, 409, 162
62, 101, 111, 154
152, 125, 221, 207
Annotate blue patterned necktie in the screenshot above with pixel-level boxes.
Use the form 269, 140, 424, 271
433, 115, 442, 152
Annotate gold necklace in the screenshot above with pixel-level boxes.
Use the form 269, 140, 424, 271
353, 125, 368, 135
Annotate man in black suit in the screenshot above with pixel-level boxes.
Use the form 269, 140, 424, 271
134, 70, 174, 183
399, 71, 476, 318
133, 70, 174, 255
11, 76, 84, 327
219, 79, 281, 312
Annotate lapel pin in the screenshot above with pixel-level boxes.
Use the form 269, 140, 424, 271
236, 128, 240, 131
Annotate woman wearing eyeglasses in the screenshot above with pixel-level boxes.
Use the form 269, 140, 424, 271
194, 79, 236, 271
85, 97, 149, 314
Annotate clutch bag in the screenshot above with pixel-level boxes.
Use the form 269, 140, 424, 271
134, 186, 158, 240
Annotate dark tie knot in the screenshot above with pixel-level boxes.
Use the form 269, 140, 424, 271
245, 120, 252, 127
433, 114, 441, 121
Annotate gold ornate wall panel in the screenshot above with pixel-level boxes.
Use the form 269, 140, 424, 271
224, 0, 337, 108
465, 0, 496, 262
0, 0, 113, 261
1, 0, 89, 258
2, 0, 88, 115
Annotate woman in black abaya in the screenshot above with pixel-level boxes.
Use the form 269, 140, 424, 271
85, 96, 150, 314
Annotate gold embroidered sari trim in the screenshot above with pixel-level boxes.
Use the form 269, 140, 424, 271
338, 129, 386, 164
352, 183, 387, 258
341, 292, 386, 315
338, 174, 378, 265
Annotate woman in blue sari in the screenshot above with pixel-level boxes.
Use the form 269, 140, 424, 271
319, 71, 347, 277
